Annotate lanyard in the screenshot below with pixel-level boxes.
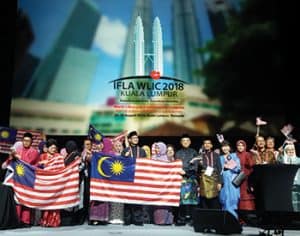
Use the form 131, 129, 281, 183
205, 151, 214, 167
129, 146, 139, 158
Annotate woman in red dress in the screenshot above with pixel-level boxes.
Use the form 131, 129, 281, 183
236, 140, 256, 211
39, 138, 64, 227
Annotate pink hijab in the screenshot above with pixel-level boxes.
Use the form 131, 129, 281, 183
102, 137, 114, 155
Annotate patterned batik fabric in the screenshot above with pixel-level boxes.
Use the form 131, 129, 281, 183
153, 206, 174, 225
89, 201, 110, 222
109, 202, 124, 224
180, 175, 199, 205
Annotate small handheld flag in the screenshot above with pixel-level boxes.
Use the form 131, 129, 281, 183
280, 124, 294, 137
88, 124, 104, 144
255, 117, 267, 136
256, 117, 267, 126
216, 133, 224, 144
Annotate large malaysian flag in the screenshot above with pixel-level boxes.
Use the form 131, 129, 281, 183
3, 158, 81, 210
90, 153, 183, 206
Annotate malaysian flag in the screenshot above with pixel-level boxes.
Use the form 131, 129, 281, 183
0, 126, 44, 154
111, 130, 128, 143
3, 158, 80, 210
88, 124, 104, 144
216, 133, 224, 143
90, 153, 183, 206
280, 124, 294, 137
256, 117, 267, 126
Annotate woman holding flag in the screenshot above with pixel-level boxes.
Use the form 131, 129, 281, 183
151, 141, 174, 225
219, 140, 241, 219
38, 138, 64, 227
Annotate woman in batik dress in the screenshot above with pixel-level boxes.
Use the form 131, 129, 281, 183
151, 142, 174, 225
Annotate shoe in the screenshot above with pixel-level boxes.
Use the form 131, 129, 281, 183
123, 221, 131, 226
175, 220, 186, 226
188, 220, 193, 226
92, 221, 99, 225
272, 229, 282, 235
259, 229, 267, 235
19, 223, 31, 228
133, 221, 144, 226
109, 219, 124, 224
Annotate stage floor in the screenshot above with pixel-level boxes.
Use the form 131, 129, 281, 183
1, 224, 300, 236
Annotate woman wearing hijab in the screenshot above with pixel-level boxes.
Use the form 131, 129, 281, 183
277, 144, 300, 165
151, 141, 174, 225
236, 140, 256, 212
151, 141, 169, 162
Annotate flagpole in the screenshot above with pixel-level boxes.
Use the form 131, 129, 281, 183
256, 125, 260, 137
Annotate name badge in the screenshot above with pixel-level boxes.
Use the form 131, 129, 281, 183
204, 166, 214, 176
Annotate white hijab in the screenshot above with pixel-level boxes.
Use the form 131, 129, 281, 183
283, 144, 298, 164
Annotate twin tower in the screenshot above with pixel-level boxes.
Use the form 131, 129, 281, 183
134, 16, 163, 76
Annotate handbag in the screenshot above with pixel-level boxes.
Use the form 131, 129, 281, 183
232, 171, 247, 187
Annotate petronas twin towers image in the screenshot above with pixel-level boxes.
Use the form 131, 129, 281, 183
134, 16, 163, 76
121, 0, 204, 85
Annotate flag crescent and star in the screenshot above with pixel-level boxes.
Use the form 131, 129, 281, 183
97, 156, 112, 178
97, 155, 126, 178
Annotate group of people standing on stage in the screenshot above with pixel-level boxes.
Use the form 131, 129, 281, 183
1, 130, 300, 230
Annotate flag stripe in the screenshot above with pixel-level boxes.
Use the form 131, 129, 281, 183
90, 193, 179, 206
10, 180, 79, 196
35, 179, 79, 190
91, 181, 181, 192
35, 169, 78, 180
91, 178, 181, 188
8, 177, 79, 191
135, 166, 183, 173
91, 189, 180, 199
35, 160, 79, 178
14, 195, 79, 209
89, 197, 179, 206
135, 173, 183, 181
15, 190, 79, 202
135, 158, 182, 166
13, 185, 79, 200
90, 192, 179, 201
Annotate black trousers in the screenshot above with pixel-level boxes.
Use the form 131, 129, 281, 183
124, 204, 144, 225
0, 185, 20, 229
175, 204, 194, 224
199, 196, 221, 209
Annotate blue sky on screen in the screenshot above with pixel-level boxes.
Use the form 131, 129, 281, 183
18, 0, 213, 105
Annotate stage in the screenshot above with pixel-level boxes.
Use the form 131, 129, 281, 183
1, 224, 300, 236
